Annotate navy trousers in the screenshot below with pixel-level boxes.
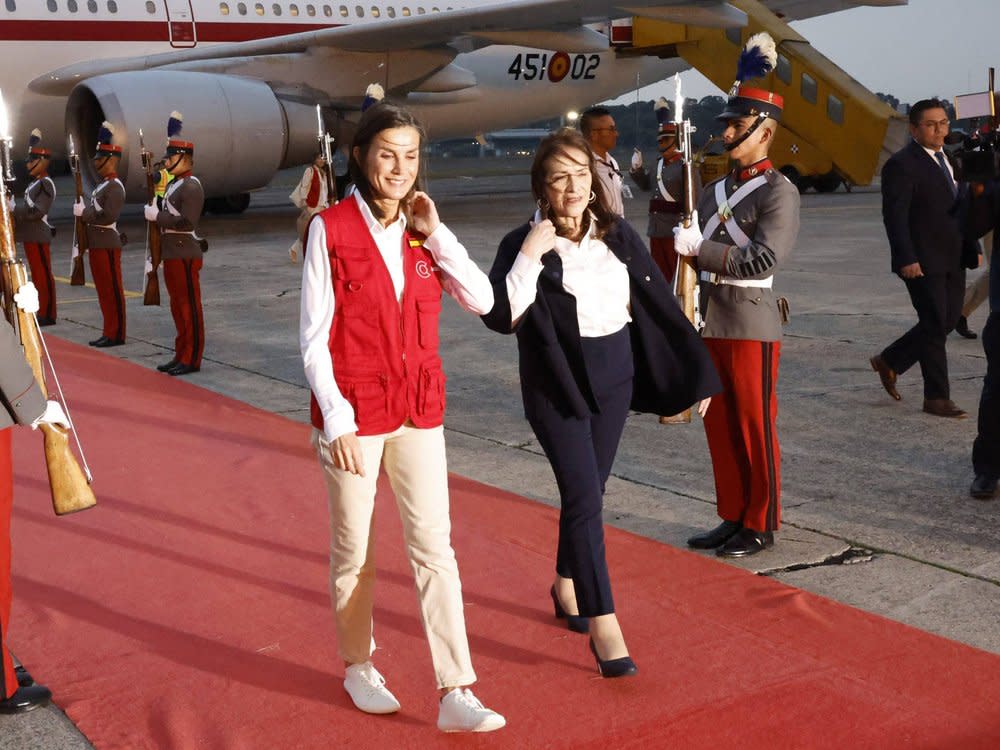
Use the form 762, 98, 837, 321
524, 327, 633, 618
973, 311, 1000, 479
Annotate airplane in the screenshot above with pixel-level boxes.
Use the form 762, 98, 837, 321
0, 0, 906, 211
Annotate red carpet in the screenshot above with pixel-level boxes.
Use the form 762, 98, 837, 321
8, 338, 1000, 749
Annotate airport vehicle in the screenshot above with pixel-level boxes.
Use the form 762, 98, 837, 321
1, 1, 905, 207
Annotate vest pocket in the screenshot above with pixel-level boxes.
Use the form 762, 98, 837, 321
344, 374, 389, 427
417, 363, 446, 419
334, 245, 372, 281
336, 307, 378, 357
416, 297, 441, 350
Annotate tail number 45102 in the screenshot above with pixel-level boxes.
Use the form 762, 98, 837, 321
507, 52, 600, 83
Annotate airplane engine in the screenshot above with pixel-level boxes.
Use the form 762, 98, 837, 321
66, 71, 318, 201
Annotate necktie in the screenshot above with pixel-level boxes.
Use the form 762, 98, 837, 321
934, 151, 956, 197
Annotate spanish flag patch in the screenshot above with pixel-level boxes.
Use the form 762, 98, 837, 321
408, 238, 424, 248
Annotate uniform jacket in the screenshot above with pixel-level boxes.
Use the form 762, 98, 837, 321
13, 176, 55, 245
81, 176, 125, 249
630, 155, 702, 238
0, 321, 45, 431
696, 167, 800, 342
882, 139, 979, 274
482, 218, 720, 419
156, 174, 205, 260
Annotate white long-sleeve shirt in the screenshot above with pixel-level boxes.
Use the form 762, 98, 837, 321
505, 210, 631, 337
300, 192, 494, 441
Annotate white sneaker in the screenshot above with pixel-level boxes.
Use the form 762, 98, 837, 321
343, 662, 400, 714
437, 688, 506, 733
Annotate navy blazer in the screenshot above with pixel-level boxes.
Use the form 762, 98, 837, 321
881, 140, 979, 274
482, 218, 721, 419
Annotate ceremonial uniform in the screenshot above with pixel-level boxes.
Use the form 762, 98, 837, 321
81, 173, 127, 342
0, 322, 45, 703
13, 174, 56, 324
156, 172, 206, 372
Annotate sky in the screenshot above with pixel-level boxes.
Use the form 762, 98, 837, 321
609, 0, 999, 107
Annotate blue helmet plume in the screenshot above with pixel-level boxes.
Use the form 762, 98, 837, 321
28, 128, 42, 148
168, 111, 184, 138
361, 83, 384, 112
736, 32, 777, 83
97, 121, 114, 144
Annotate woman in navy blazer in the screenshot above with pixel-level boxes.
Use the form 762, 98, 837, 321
482, 129, 720, 677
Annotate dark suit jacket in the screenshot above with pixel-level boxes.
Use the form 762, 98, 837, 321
482, 218, 721, 419
881, 140, 979, 274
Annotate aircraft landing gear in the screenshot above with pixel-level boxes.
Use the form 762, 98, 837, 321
204, 193, 251, 214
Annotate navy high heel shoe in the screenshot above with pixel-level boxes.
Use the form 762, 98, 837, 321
549, 585, 589, 633
589, 637, 637, 678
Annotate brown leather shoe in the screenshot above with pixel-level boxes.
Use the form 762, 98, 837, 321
870, 354, 901, 401
922, 399, 967, 418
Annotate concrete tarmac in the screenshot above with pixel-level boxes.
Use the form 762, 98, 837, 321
2, 162, 997, 748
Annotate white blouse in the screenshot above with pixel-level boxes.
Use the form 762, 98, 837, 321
300, 192, 494, 441
506, 210, 632, 337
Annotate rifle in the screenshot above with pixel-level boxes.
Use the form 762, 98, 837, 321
67, 134, 87, 286
0, 93, 96, 515
315, 105, 337, 204
139, 128, 161, 306
669, 73, 702, 424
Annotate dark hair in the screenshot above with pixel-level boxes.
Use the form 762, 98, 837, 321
909, 98, 948, 125
579, 106, 612, 137
530, 127, 616, 239
348, 102, 426, 220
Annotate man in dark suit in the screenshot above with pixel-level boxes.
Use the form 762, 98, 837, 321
871, 99, 982, 418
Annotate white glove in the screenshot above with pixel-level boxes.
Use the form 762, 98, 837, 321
673, 211, 704, 257
144, 203, 160, 222
72, 198, 85, 217
32, 400, 70, 430
630, 148, 643, 171
13, 282, 39, 314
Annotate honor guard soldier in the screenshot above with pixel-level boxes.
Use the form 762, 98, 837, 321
145, 112, 205, 376
673, 33, 800, 557
73, 121, 126, 347
629, 98, 702, 285
11, 130, 57, 326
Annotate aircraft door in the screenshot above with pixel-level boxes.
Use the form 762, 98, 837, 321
165, 0, 197, 48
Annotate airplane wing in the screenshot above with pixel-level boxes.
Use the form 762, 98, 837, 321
761, 0, 907, 22
31, 0, 748, 95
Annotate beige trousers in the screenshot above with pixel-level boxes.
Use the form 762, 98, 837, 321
312, 424, 477, 689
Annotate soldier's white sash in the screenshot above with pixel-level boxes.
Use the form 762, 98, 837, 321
701, 175, 768, 247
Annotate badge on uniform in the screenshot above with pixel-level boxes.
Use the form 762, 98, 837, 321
717, 201, 733, 221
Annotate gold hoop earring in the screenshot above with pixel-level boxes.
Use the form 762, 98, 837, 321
536, 198, 549, 211
589, 191, 597, 203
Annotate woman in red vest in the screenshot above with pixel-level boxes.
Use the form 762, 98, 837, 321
299, 102, 505, 733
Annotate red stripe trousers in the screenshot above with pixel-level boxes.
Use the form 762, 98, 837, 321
164, 258, 205, 368
23, 243, 56, 321
702, 338, 782, 533
89, 247, 126, 340
650, 236, 678, 285
0, 429, 16, 699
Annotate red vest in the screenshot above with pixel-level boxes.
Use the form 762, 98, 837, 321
309, 198, 446, 436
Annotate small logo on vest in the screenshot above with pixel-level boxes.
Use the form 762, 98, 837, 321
415, 260, 433, 279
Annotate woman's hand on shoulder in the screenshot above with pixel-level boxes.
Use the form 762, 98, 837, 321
520, 219, 556, 263
408, 191, 440, 236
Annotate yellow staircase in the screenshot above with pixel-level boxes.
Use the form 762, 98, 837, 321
622, 0, 909, 190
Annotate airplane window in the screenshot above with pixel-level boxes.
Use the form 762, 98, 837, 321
324, 4, 333, 15
67, 0, 78, 11
47, 0, 56, 10
827, 94, 844, 125
775, 54, 791, 85
290, 3, 299, 15
254, 2, 264, 15
271, 3, 281, 15
401, 6, 410, 16
146, 0, 156, 12
306, 3, 315, 14
220, 2, 230, 14
432, 6, 438, 11
417, 6, 425, 14
801, 72, 817, 105
339, 5, 347, 16
355, 5, 362, 16
4, 0, 13, 11
87, 0, 97, 11
238, 1, 247, 13
107, 0, 117, 11
386, 6, 395, 17
370, 5, 379, 17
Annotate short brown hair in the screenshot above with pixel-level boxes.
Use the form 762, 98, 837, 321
530, 127, 617, 238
